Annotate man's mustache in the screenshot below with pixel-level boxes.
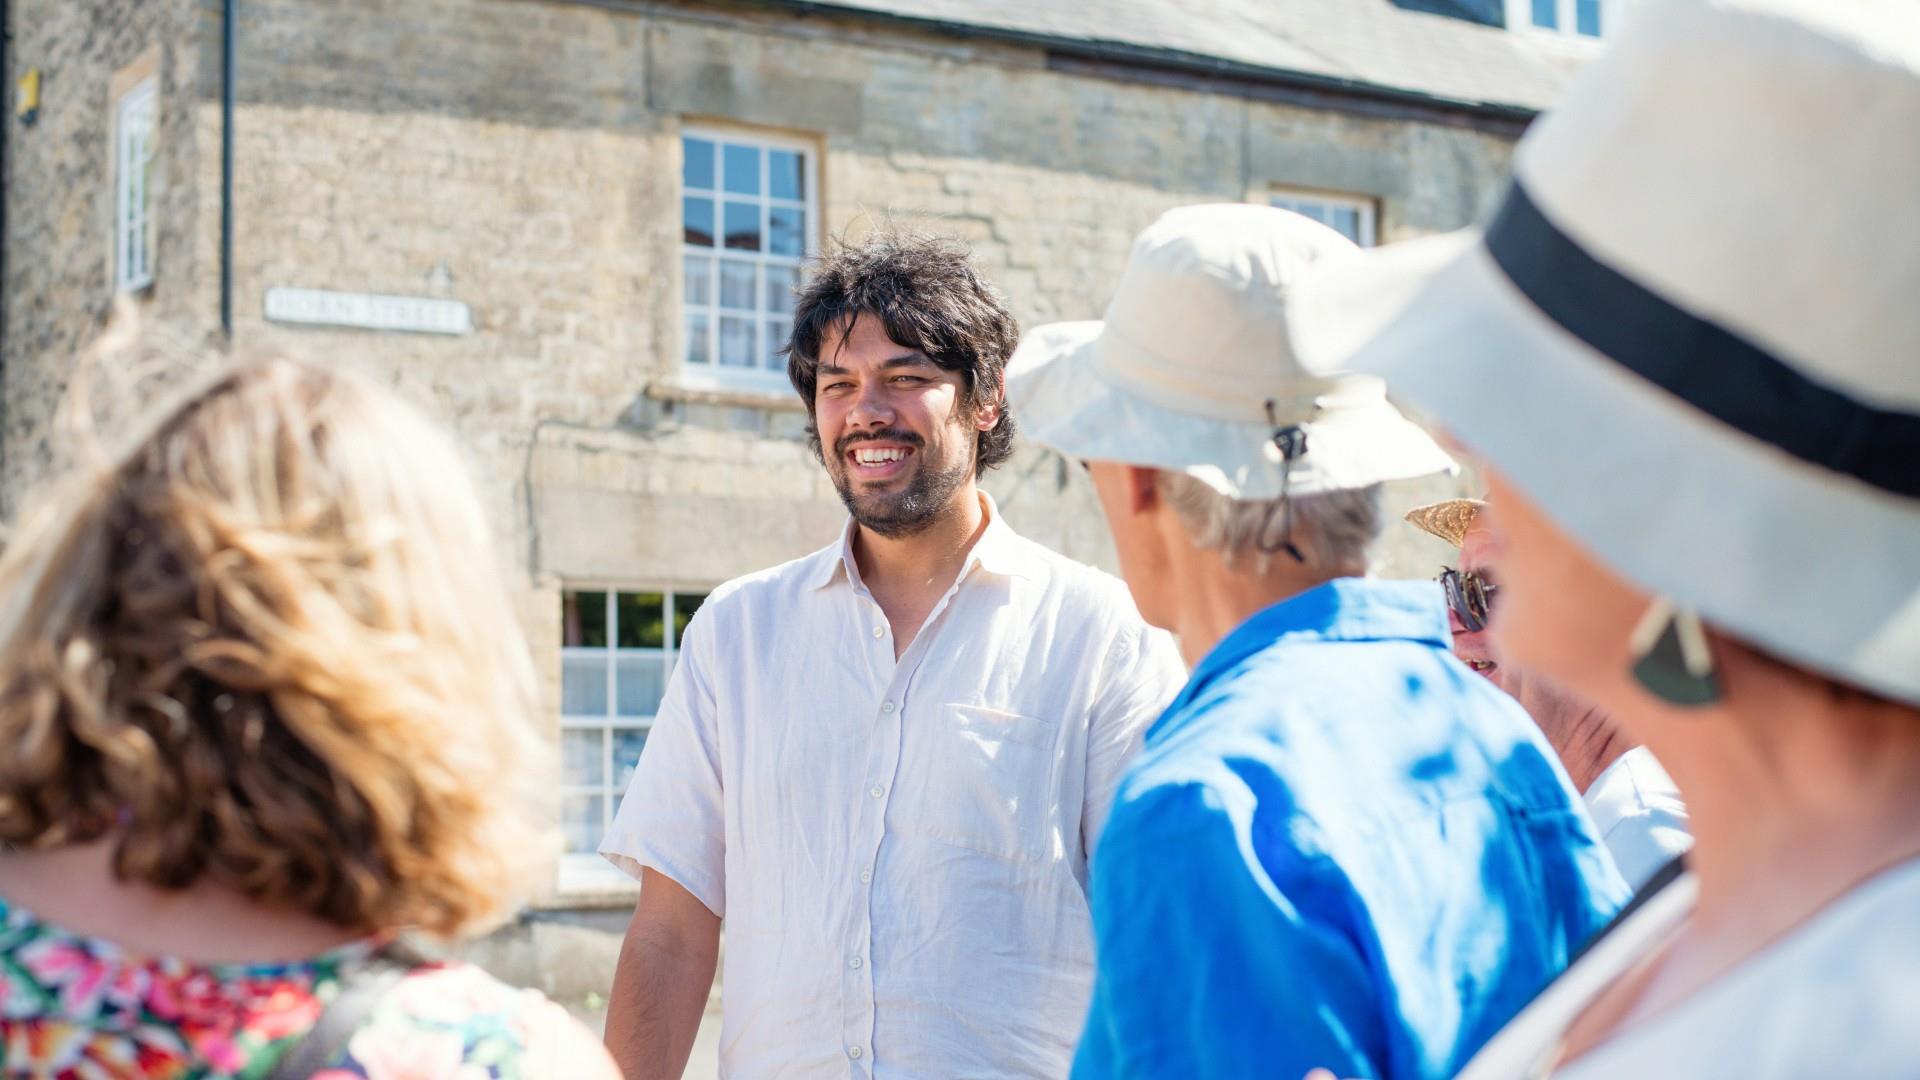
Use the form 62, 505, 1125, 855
834, 429, 925, 458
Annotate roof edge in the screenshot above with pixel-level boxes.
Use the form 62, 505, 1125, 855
737, 0, 1544, 124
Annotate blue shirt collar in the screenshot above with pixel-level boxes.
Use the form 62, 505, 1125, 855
1180, 577, 1450, 704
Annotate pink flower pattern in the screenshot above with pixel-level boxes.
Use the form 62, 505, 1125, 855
0, 899, 614, 1078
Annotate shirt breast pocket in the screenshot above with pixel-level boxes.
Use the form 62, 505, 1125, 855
897, 704, 1064, 864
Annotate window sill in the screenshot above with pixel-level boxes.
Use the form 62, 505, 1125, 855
1507, 27, 1606, 54
648, 371, 805, 413
541, 855, 643, 909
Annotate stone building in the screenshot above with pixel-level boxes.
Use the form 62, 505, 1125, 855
1, 0, 1608, 1047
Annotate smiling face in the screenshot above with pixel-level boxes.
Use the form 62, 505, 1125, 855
1453, 519, 1509, 688
814, 314, 998, 538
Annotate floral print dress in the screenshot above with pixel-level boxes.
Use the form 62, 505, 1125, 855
0, 899, 614, 1079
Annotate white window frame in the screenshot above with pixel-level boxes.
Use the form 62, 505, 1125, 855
557, 587, 707, 894
113, 77, 158, 293
1268, 187, 1378, 248
1506, 0, 1626, 39
679, 125, 820, 397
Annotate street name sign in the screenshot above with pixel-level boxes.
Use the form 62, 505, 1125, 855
264, 287, 473, 335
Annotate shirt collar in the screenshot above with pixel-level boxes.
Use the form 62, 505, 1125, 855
1185, 577, 1452, 692
1583, 745, 1679, 819
804, 491, 1040, 592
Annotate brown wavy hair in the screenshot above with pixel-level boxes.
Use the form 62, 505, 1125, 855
786, 229, 1019, 475
0, 353, 553, 937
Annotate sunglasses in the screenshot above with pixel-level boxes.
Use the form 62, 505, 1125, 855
1438, 568, 1500, 633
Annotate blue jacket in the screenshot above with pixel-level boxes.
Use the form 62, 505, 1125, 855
1074, 578, 1628, 1080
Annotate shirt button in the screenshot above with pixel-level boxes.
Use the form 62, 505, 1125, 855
859, 868, 872, 883
869, 785, 885, 799
881, 700, 896, 714
871, 625, 885, 639
849, 956, 864, 969
849, 1046, 864, 1060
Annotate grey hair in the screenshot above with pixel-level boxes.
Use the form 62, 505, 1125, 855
1154, 470, 1382, 577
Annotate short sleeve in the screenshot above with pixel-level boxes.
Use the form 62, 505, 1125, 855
599, 604, 727, 918
1081, 623, 1186, 860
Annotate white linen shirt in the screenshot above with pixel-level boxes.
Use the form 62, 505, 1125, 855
1581, 747, 1691, 891
601, 500, 1186, 1079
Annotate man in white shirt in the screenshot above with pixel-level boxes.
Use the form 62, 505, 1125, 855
1408, 498, 1691, 889
599, 232, 1187, 1079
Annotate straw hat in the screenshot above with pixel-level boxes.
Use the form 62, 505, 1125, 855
1005, 204, 1454, 500
1294, 0, 1920, 705
1404, 499, 1485, 549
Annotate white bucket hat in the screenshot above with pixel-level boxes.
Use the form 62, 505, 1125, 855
1293, 0, 1920, 705
1005, 203, 1454, 501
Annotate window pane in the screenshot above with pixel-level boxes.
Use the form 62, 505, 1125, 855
562, 729, 604, 788
766, 320, 790, 371
1531, 0, 1558, 28
1331, 208, 1360, 244
563, 591, 608, 647
1576, 0, 1601, 35
682, 136, 716, 191
723, 201, 762, 252
723, 143, 761, 196
766, 263, 800, 315
718, 316, 756, 367
684, 254, 713, 306
562, 653, 610, 716
769, 206, 806, 257
685, 312, 712, 368
672, 593, 707, 647
613, 729, 649, 789
770, 149, 804, 201
616, 655, 667, 717
683, 196, 715, 247
616, 591, 666, 648
719, 259, 757, 310
562, 794, 606, 854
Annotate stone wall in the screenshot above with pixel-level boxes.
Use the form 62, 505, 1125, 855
2, 0, 1510, 1025
2, 0, 209, 514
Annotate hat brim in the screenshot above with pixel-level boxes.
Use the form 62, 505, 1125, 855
1405, 498, 1486, 548
1294, 229, 1920, 706
1007, 321, 1455, 501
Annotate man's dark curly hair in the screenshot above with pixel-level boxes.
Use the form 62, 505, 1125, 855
785, 231, 1018, 476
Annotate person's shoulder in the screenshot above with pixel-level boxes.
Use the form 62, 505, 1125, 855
1775, 871, 1920, 1057
1612, 866, 1920, 1074
1115, 679, 1285, 808
351, 961, 619, 1077
1004, 535, 1143, 619
694, 541, 843, 620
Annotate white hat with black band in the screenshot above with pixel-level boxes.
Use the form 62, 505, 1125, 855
1294, 0, 1920, 705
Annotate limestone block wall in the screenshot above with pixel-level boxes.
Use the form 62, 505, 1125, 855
1, 0, 1512, 1011
1, 0, 208, 512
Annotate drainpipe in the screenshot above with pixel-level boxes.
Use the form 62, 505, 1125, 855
220, 0, 234, 337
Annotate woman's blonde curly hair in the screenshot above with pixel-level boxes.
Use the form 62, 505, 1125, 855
0, 352, 554, 938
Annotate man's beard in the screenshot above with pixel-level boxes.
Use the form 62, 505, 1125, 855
830, 428, 973, 539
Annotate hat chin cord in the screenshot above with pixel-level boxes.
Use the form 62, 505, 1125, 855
1257, 399, 1310, 564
